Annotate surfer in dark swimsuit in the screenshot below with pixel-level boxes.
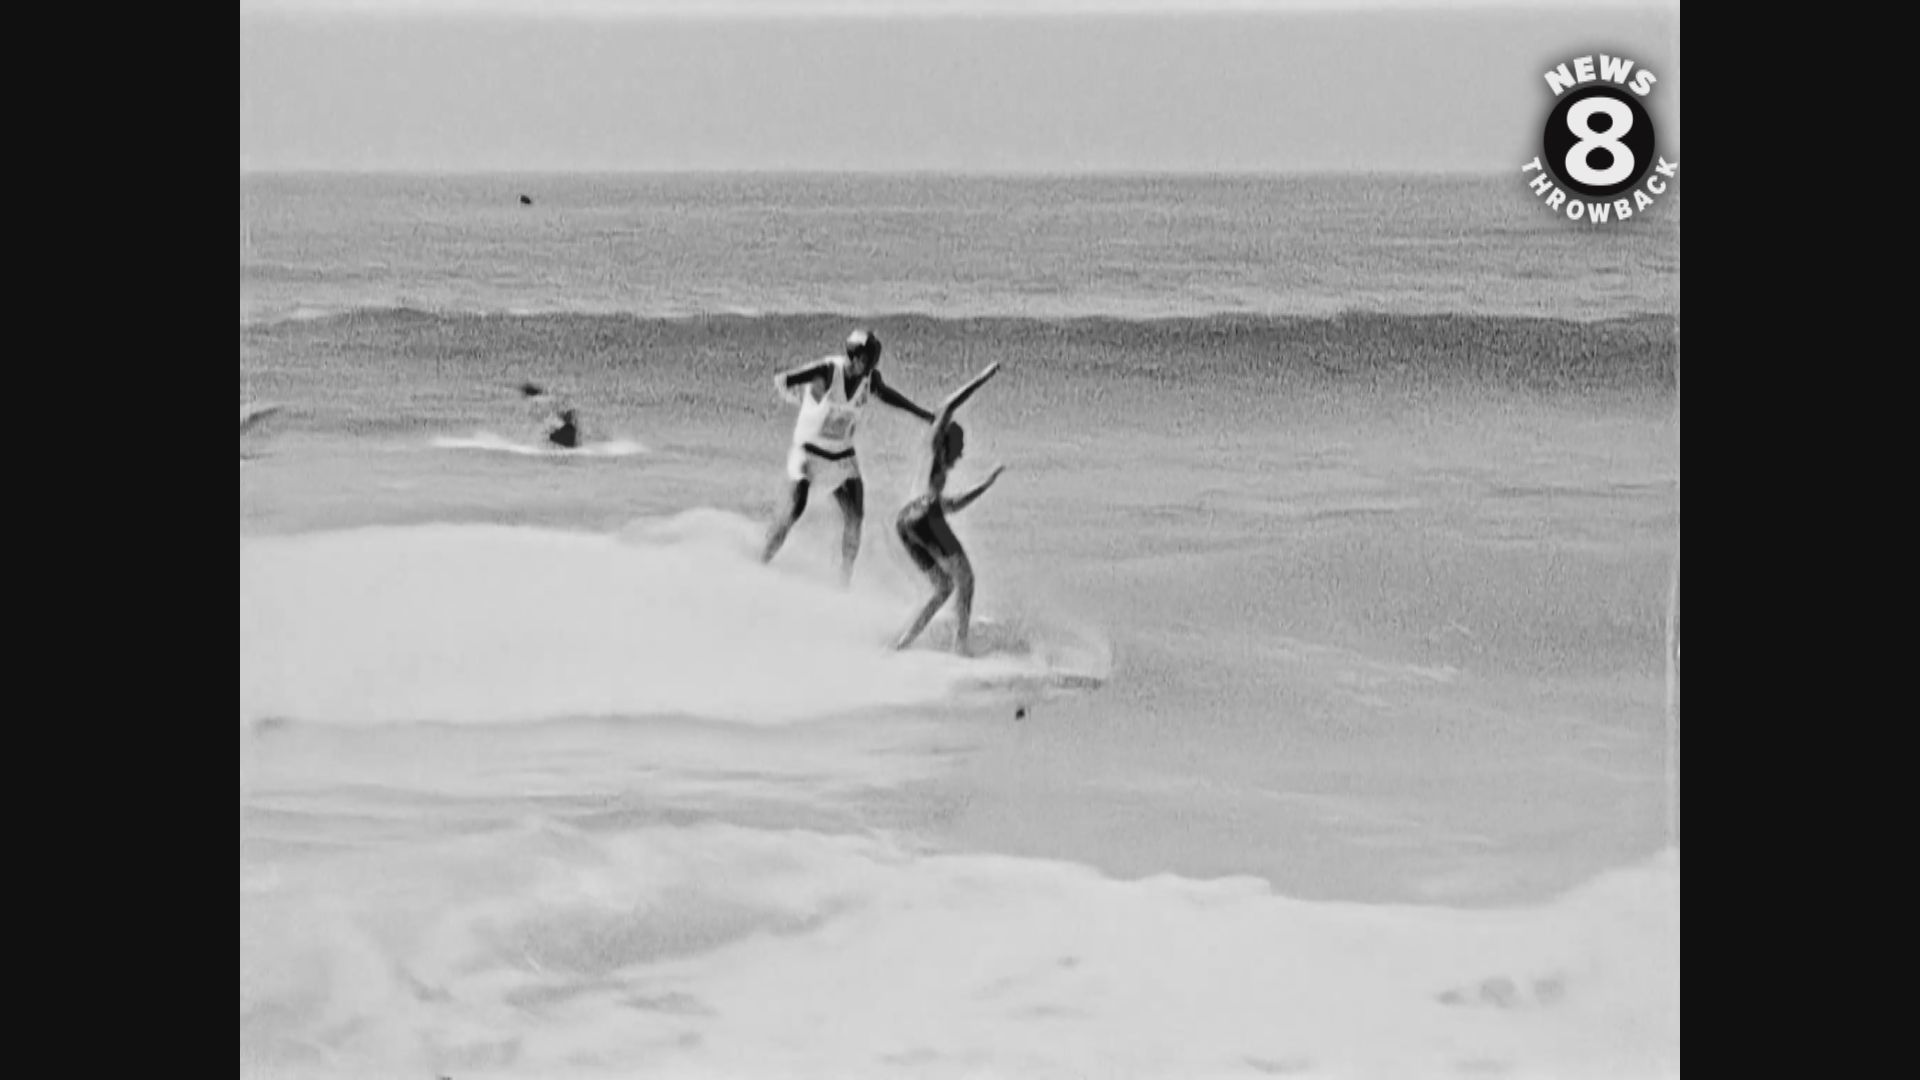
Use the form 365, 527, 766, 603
893, 362, 1005, 655
519, 382, 582, 449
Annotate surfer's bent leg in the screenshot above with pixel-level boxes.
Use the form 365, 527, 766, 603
893, 564, 953, 652
893, 499, 953, 650
914, 507, 975, 655
890, 499, 967, 653
832, 476, 865, 588
947, 550, 976, 655
763, 477, 811, 564
911, 507, 975, 655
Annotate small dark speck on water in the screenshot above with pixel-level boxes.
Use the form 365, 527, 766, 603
519, 194, 532, 205
1015, 707, 1027, 720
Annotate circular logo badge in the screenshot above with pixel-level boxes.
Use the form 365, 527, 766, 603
1542, 85, 1656, 199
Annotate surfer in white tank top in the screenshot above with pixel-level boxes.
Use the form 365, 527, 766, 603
790, 355, 870, 463
761, 328, 937, 587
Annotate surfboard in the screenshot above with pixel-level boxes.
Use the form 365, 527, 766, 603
240, 403, 284, 434
912, 615, 1110, 699
430, 433, 647, 458
946, 657, 1109, 711
958, 667, 1108, 694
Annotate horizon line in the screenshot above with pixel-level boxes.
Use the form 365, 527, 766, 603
241, 0, 1678, 20
239, 165, 1532, 178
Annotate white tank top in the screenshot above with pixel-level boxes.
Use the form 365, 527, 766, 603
791, 356, 871, 452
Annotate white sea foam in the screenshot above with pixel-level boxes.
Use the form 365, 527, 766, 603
430, 431, 649, 457
238, 514, 1107, 728
240, 821, 1679, 1080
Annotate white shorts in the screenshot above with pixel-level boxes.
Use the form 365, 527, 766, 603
786, 442, 862, 492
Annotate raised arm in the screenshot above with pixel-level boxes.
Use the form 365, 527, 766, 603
773, 359, 833, 401
871, 371, 936, 423
941, 465, 1006, 514
931, 362, 1002, 434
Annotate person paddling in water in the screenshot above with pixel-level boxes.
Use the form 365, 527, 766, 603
893, 361, 1006, 655
519, 381, 582, 449
763, 329, 937, 586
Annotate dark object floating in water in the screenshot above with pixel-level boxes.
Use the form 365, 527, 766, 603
519, 381, 545, 397
1015, 706, 1027, 720
519, 194, 533, 205
548, 409, 580, 448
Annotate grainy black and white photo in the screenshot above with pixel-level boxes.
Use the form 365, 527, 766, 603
240, 1, 1681, 1076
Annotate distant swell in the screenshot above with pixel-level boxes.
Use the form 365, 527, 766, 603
242, 299, 1673, 329
241, 306, 1680, 390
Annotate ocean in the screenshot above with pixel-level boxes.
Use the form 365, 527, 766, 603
239, 173, 1680, 1079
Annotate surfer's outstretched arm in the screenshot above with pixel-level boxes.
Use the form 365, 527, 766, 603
871, 371, 936, 423
773, 359, 833, 398
942, 465, 1006, 514
930, 362, 1001, 437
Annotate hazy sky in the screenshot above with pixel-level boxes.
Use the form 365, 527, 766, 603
239, 0, 1679, 172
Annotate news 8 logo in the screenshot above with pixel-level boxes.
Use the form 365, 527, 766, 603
1521, 54, 1677, 225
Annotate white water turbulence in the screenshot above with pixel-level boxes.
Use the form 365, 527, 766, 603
430, 432, 649, 457
240, 821, 1679, 1080
238, 510, 1109, 729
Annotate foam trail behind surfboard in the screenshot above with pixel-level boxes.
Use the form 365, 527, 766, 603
431, 432, 648, 458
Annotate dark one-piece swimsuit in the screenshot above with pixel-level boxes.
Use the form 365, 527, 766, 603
896, 493, 946, 555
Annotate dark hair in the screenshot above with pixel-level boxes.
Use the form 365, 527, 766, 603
941, 422, 965, 464
846, 329, 882, 362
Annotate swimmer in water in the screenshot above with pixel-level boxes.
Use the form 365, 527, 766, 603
546, 407, 580, 449
519, 381, 581, 449
892, 361, 1005, 655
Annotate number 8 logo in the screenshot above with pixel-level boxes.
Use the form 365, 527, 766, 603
1542, 86, 1656, 199
1565, 98, 1635, 187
